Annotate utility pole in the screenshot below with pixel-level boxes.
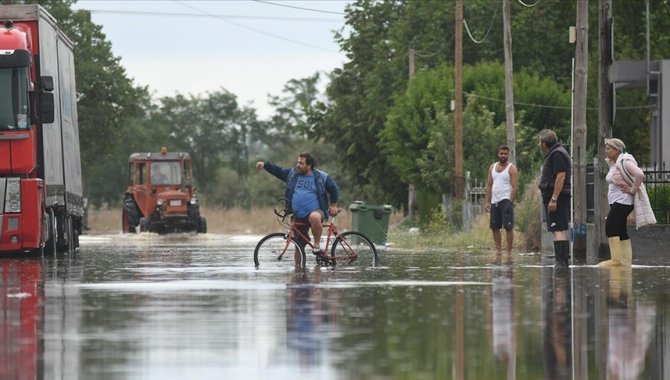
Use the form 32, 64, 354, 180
596, 0, 613, 260
454, 0, 464, 200
502, 0, 516, 164
572, 0, 589, 259
408, 46, 417, 218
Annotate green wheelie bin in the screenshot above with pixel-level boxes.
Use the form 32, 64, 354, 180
349, 201, 393, 245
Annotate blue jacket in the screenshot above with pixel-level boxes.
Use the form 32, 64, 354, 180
263, 161, 339, 220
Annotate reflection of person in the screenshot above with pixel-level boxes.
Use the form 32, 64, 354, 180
151, 165, 168, 184
490, 266, 517, 379
286, 270, 318, 365
538, 129, 572, 268
605, 266, 656, 379
485, 146, 518, 262
543, 269, 572, 379
256, 152, 339, 260
598, 138, 645, 267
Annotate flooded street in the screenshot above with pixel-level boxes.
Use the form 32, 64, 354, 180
2, 234, 669, 379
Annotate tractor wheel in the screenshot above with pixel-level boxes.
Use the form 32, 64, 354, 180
197, 216, 207, 234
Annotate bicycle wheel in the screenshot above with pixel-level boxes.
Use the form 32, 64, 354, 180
254, 232, 306, 269
331, 231, 378, 268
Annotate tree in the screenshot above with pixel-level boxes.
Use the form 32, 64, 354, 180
381, 63, 568, 196
149, 89, 261, 195
22, 0, 152, 206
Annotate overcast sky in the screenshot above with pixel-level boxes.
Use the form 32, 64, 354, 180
71, 0, 350, 118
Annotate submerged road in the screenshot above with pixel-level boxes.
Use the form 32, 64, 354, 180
1, 233, 669, 379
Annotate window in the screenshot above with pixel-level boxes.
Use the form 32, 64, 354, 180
135, 163, 146, 185
0, 67, 30, 131
150, 162, 181, 185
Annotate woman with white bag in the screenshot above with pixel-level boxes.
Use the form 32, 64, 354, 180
599, 138, 656, 267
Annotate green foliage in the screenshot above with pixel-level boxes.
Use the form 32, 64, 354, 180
148, 90, 257, 193
648, 185, 670, 224
422, 206, 449, 235
515, 175, 543, 251
381, 62, 566, 199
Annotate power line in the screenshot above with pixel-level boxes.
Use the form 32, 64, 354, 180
463, 2, 500, 44
252, 0, 345, 15
80, 9, 341, 22
517, 0, 542, 8
469, 92, 652, 111
412, 35, 454, 58
174, 1, 340, 53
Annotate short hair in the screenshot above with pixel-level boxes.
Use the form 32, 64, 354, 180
497, 145, 510, 153
298, 152, 315, 168
539, 129, 558, 148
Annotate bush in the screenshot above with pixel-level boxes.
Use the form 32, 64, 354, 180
516, 175, 542, 251
647, 184, 670, 224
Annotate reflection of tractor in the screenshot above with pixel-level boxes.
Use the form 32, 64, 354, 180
122, 148, 206, 234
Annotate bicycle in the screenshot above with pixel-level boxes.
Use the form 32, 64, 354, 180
254, 198, 379, 269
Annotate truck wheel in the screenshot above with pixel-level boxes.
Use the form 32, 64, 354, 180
197, 216, 207, 234
45, 209, 57, 255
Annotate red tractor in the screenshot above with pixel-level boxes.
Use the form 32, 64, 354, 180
122, 148, 206, 234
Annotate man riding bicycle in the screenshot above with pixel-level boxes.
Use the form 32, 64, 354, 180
256, 152, 339, 262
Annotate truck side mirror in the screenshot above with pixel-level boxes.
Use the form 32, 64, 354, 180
39, 92, 55, 124
40, 76, 54, 91
39, 76, 55, 124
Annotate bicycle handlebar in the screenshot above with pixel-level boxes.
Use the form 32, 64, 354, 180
273, 197, 292, 221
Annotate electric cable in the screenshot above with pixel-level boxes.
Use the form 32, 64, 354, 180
463, 2, 499, 44
518, 0, 542, 8
174, 1, 339, 53
413, 35, 454, 58
252, 0, 345, 15
81, 9, 341, 22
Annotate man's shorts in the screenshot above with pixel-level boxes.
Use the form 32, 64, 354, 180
294, 210, 325, 249
544, 195, 570, 232
489, 199, 514, 230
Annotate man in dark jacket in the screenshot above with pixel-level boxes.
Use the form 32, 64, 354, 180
538, 129, 572, 268
256, 152, 339, 258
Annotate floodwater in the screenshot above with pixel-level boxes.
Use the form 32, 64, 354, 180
1, 234, 669, 380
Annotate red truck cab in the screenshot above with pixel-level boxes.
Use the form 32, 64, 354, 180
1, 5, 83, 254
123, 148, 206, 234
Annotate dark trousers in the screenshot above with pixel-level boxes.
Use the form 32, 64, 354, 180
606, 202, 634, 240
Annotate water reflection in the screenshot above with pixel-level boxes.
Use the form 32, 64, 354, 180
286, 269, 336, 369
543, 268, 572, 379
0, 258, 42, 380
491, 265, 516, 379
605, 268, 656, 379
2, 238, 670, 378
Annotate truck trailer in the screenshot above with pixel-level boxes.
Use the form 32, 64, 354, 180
0, 4, 83, 254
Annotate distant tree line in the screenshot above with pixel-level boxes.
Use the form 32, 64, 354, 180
18, 0, 670, 215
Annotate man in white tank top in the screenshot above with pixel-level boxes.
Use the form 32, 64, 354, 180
485, 146, 519, 263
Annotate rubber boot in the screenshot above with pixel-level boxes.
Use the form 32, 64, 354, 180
553, 240, 570, 269
599, 237, 622, 267
619, 239, 633, 267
